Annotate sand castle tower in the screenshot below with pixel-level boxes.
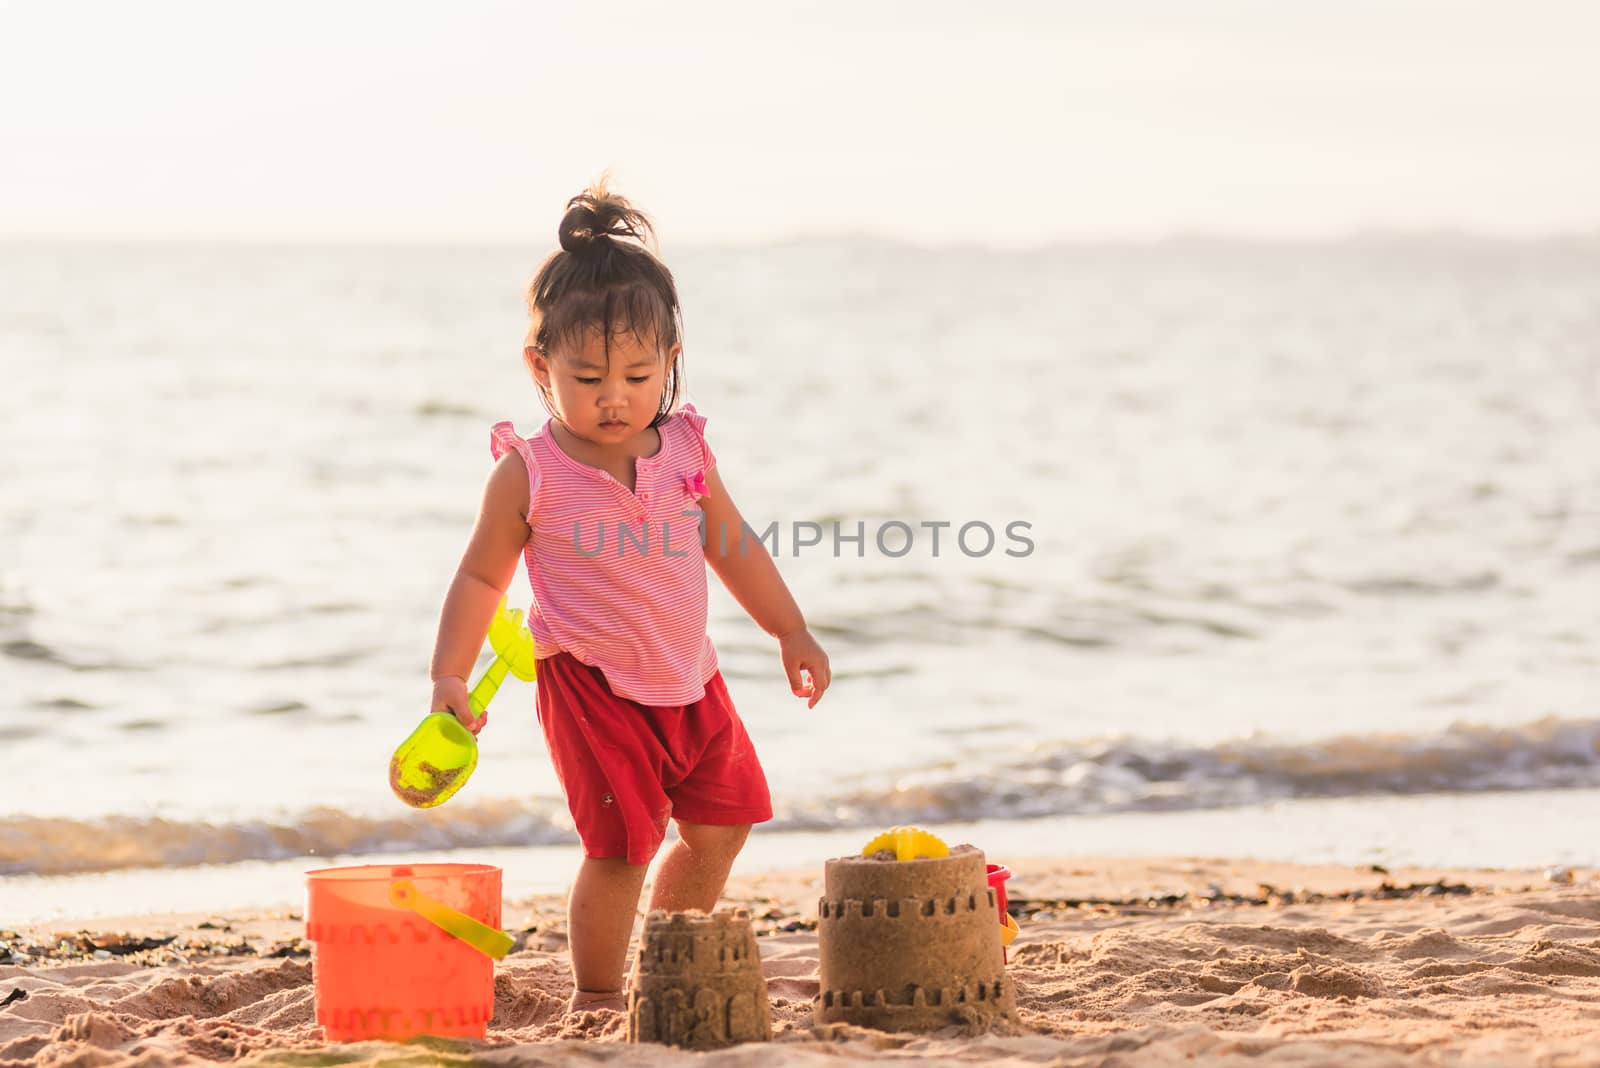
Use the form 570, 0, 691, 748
815, 843, 1016, 1032
628, 908, 772, 1049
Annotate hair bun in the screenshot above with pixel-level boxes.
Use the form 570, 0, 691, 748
557, 203, 600, 253
557, 176, 655, 255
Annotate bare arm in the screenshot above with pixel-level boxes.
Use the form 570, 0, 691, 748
697, 465, 831, 707
429, 452, 532, 730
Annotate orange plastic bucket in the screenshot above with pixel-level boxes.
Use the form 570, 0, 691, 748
305, 863, 503, 1042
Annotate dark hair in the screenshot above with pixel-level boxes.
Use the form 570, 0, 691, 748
524, 176, 685, 427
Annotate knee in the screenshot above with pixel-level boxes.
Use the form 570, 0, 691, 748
674, 821, 751, 861
582, 854, 650, 873
576, 855, 651, 890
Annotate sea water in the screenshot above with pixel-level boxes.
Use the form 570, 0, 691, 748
2, 237, 1598, 917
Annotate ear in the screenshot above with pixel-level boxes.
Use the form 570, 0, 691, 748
664, 342, 682, 369
525, 346, 551, 388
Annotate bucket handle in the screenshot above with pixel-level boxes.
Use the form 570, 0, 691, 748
389, 879, 514, 960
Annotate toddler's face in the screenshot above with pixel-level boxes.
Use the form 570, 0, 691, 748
528, 328, 677, 447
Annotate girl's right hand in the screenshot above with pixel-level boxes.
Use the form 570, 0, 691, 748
431, 675, 486, 735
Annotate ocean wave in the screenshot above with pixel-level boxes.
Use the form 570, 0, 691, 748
792, 715, 1600, 828
0, 801, 575, 878
5, 716, 1598, 877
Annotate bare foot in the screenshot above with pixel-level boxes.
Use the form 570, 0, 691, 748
568, 989, 627, 1014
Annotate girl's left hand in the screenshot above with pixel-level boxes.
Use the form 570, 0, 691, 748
779, 628, 831, 709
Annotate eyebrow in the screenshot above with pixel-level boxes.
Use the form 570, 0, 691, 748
573, 359, 657, 371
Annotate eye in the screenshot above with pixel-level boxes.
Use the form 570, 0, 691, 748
627, 376, 650, 384
576, 376, 601, 385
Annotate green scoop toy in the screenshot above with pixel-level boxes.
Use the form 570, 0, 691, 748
389, 598, 538, 808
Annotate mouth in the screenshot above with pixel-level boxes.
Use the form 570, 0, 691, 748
599, 420, 628, 431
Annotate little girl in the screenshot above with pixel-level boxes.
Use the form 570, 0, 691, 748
427, 180, 830, 1015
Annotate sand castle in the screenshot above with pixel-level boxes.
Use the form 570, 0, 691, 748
815, 843, 1016, 1032
627, 908, 772, 1049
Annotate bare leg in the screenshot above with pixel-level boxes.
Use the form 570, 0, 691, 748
567, 855, 649, 1013
646, 821, 752, 913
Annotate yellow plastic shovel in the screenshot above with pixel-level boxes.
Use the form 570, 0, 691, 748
389, 598, 537, 808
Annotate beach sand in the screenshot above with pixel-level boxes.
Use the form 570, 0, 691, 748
4, 856, 1598, 1066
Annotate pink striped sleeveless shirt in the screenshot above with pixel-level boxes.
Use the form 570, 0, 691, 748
489, 404, 719, 705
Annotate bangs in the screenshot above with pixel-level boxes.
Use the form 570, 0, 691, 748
532, 282, 681, 364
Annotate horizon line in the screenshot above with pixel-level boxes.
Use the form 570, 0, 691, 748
6, 225, 1600, 254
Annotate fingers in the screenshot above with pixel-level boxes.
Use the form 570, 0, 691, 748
431, 676, 484, 735
806, 658, 831, 709
431, 700, 485, 736
785, 659, 807, 696
781, 636, 832, 708
792, 655, 830, 709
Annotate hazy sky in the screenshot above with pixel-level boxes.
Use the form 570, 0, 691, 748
5, 1, 1599, 245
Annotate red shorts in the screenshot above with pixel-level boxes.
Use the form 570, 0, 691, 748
533, 651, 772, 865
